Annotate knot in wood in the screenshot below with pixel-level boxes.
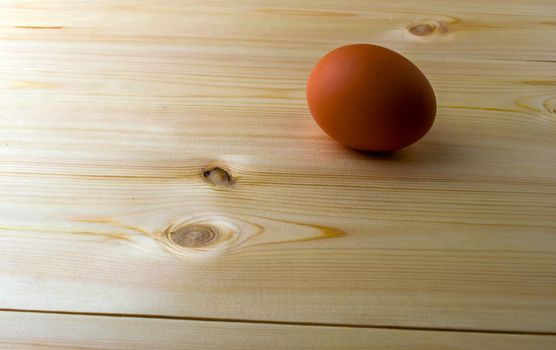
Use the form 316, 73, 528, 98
169, 224, 219, 248
161, 216, 243, 258
543, 98, 556, 116
203, 166, 232, 187
408, 23, 436, 36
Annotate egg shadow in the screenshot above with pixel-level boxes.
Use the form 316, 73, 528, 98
337, 136, 461, 168
351, 148, 409, 161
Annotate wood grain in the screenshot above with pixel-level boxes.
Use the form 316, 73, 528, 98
0, 0, 555, 339
1, 311, 555, 350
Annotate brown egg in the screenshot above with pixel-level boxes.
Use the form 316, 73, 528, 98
306, 44, 436, 152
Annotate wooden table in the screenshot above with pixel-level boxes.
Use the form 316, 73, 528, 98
1, 0, 555, 348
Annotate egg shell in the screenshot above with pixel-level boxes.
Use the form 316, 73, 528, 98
306, 44, 436, 152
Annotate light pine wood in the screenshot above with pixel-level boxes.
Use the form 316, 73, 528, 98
1, 311, 555, 350
0, 0, 555, 342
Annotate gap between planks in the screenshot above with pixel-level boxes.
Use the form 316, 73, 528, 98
1, 308, 554, 336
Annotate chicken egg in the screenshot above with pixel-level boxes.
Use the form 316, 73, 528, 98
306, 44, 436, 152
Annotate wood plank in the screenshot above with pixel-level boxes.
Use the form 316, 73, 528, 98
1, 311, 555, 350
0, 0, 555, 62
0, 0, 555, 334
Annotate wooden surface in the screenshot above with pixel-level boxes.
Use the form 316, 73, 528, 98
0, 0, 555, 348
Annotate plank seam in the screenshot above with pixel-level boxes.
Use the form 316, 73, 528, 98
0, 308, 554, 336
